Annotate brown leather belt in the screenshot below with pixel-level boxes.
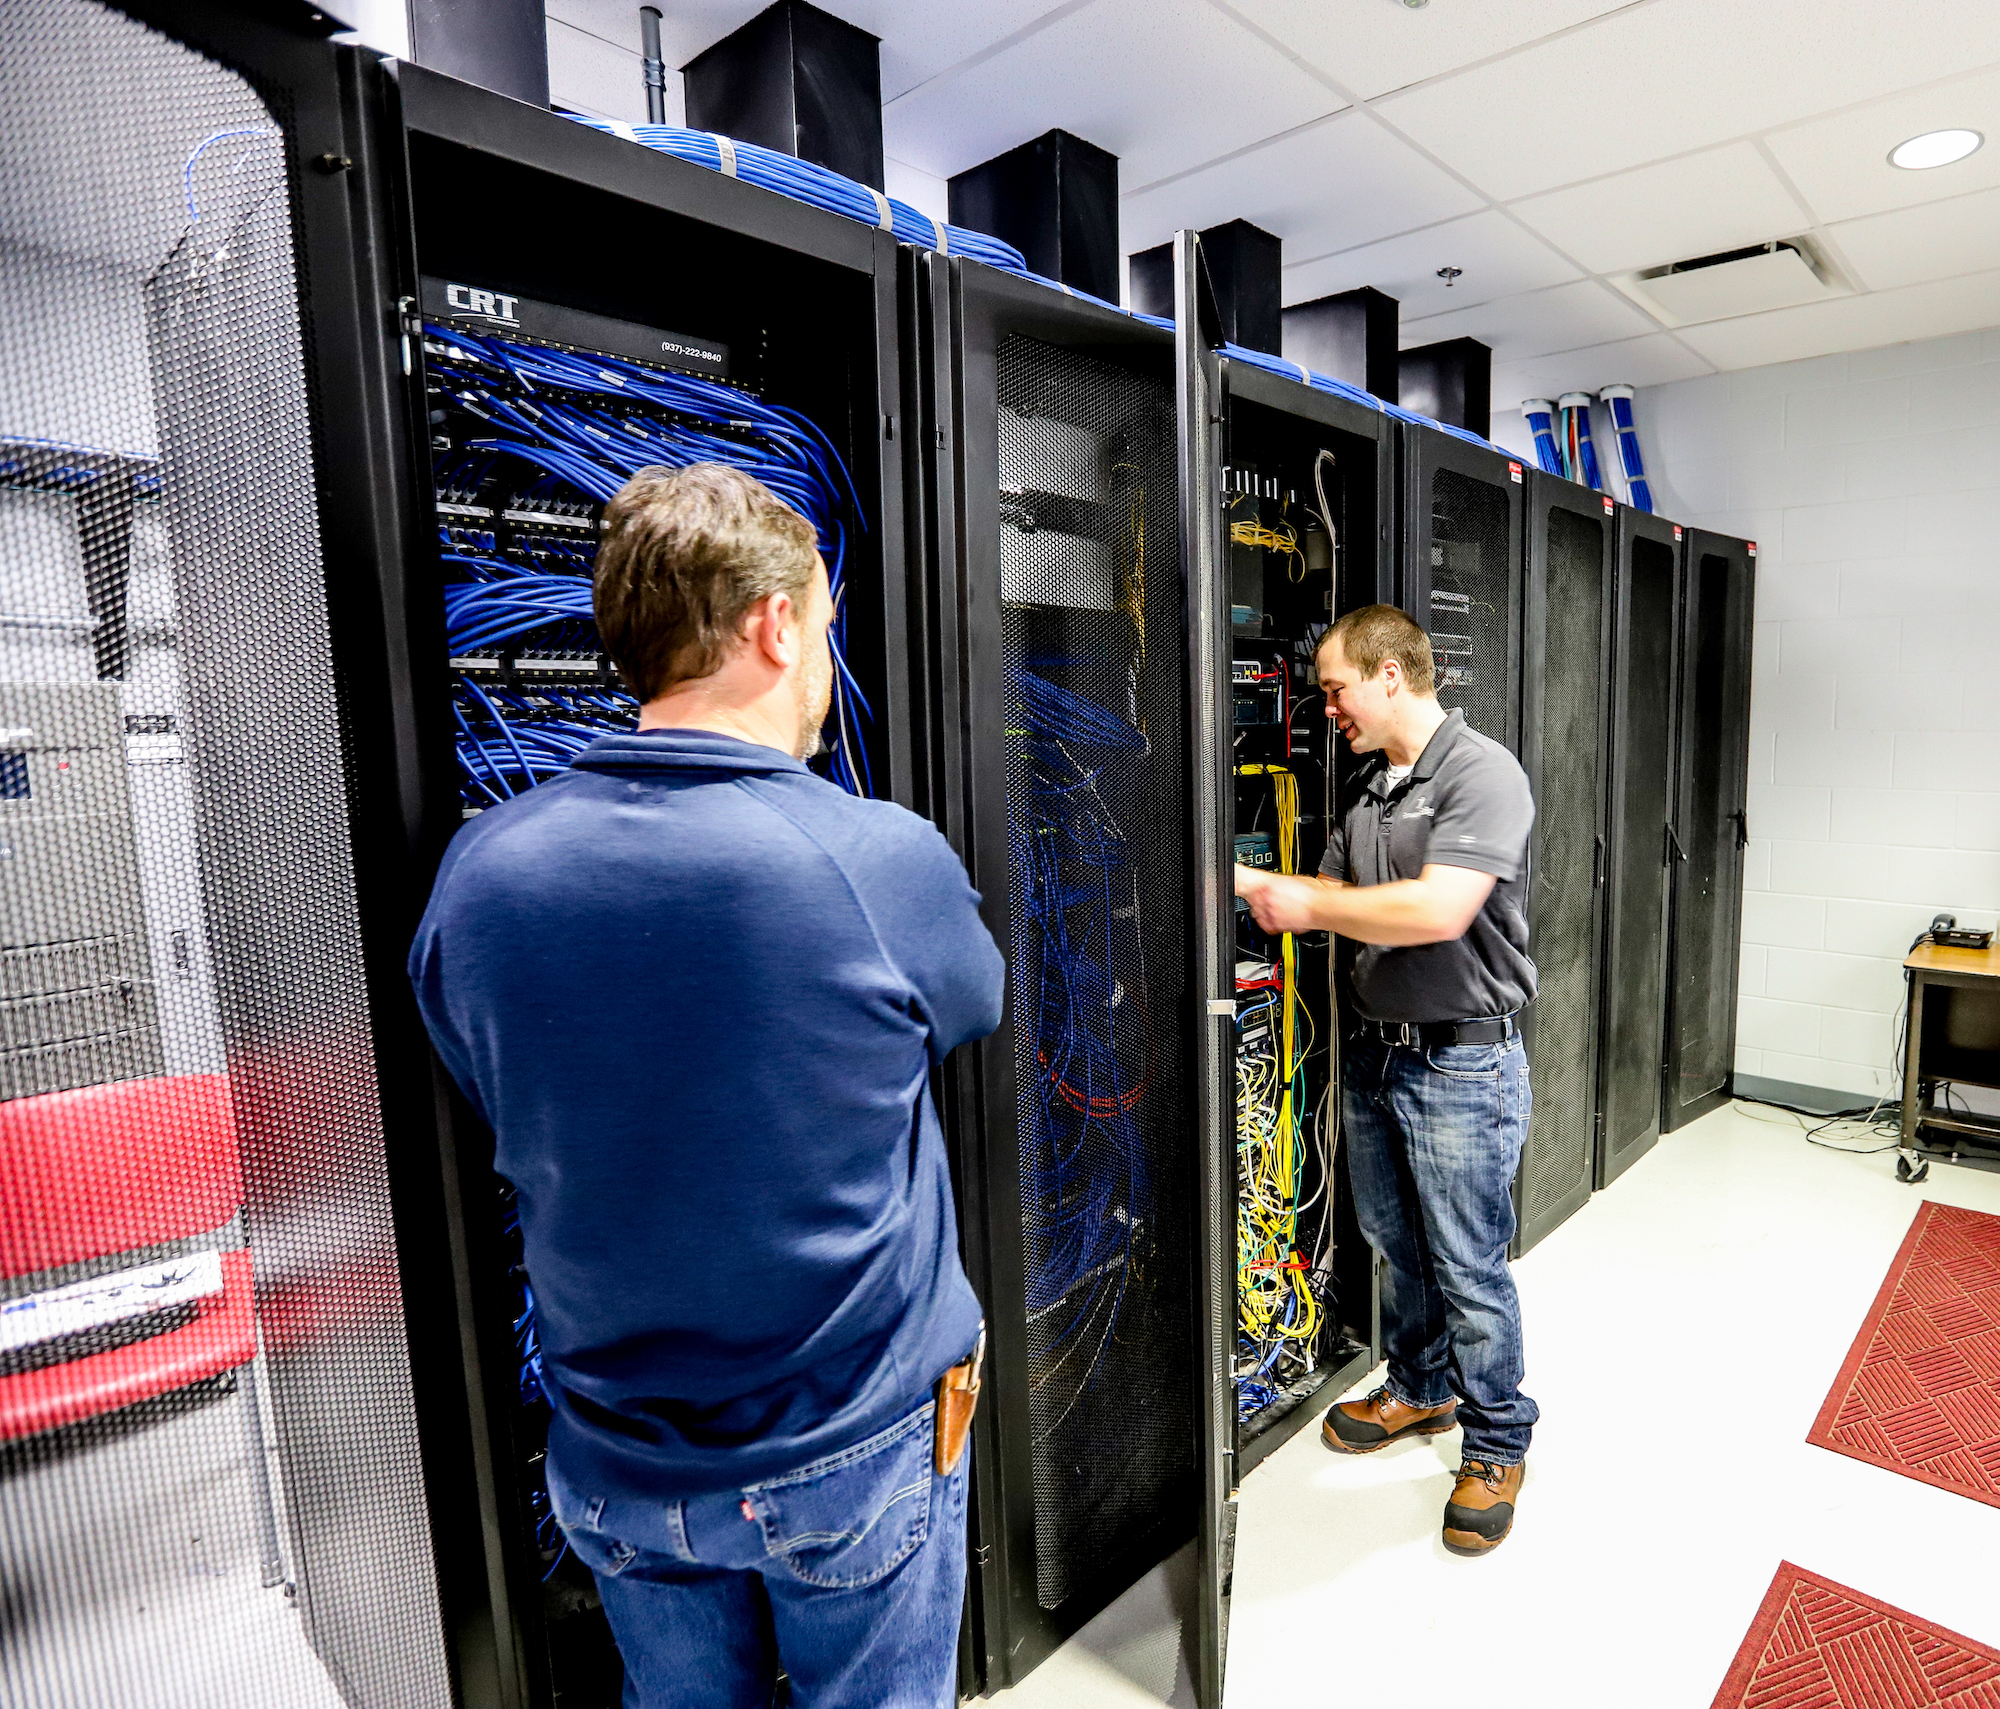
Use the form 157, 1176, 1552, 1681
934, 1329, 984, 1476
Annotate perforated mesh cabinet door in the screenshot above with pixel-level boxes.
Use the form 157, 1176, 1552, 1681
1598, 514, 1679, 1187
1516, 491, 1610, 1253
1401, 429, 1523, 754
1663, 533, 1755, 1130
995, 332, 1196, 1614
0, 5, 450, 1706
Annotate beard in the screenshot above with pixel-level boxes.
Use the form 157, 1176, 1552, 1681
795, 637, 834, 761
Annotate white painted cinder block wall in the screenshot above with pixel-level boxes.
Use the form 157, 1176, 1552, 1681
1499, 326, 2000, 1103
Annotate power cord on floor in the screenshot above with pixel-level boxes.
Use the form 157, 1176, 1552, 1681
1731, 1096, 1904, 1155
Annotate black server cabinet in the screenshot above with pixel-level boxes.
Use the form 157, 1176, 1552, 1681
1209, 355, 1386, 1478
1, 3, 462, 1707
1514, 478, 1616, 1254
1397, 425, 1526, 753
1599, 507, 1682, 1187
1663, 531, 1756, 1131
916, 254, 1206, 1695
393, 70, 915, 1708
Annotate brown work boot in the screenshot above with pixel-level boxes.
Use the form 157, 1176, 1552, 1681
1442, 1458, 1524, 1556
1321, 1385, 1458, 1454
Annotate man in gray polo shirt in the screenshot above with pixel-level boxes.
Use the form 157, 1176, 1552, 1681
1235, 603, 1537, 1556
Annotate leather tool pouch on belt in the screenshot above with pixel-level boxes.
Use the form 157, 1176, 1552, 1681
934, 1329, 984, 1476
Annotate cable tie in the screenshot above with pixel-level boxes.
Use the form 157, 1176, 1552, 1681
930, 216, 950, 256
607, 121, 639, 144
712, 134, 738, 178
1292, 360, 1311, 384
865, 187, 894, 233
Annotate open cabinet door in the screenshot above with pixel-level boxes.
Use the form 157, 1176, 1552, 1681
918, 249, 1205, 1696
1173, 229, 1236, 1709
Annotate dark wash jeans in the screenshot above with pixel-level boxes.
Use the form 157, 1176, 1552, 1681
1343, 1029, 1539, 1465
547, 1401, 967, 1709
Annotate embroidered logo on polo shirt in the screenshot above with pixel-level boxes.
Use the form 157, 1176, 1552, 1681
1405, 796, 1436, 818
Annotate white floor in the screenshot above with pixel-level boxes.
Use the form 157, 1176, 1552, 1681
993, 1103, 2000, 1709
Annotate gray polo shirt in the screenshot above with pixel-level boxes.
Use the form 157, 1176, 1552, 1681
1318, 708, 1537, 1024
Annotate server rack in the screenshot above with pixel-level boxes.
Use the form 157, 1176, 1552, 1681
1, 3, 460, 1706
1663, 530, 1756, 1131
1397, 423, 1526, 754
393, 69, 914, 1708
1599, 506, 1682, 1186
1514, 477, 1617, 1253
1208, 356, 1386, 1472
917, 252, 1206, 1696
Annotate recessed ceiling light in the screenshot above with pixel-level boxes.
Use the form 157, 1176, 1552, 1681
1889, 129, 1983, 170
1401, 0, 1429, 9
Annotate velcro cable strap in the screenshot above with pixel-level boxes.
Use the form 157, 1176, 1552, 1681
930, 216, 950, 255
865, 187, 895, 232
712, 134, 738, 177
607, 121, 639, 143
1292, 360, 1311, 384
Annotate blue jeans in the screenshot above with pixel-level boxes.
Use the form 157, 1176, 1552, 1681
1343, 1031, 1539, 1465
547, 1401, 967, 1709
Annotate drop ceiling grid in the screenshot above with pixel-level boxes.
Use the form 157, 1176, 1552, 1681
1280, 209, 1584, 320
1117, 109, 1482, 259
880, 0, 1343, 187
537, 0, 2000, 389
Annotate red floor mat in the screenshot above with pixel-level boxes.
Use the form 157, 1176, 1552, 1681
1711, 1562, 2000, 1709
1808, 1201, 2000, 1509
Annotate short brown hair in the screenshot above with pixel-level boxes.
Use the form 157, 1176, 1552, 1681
593, 462, 818, 702
1319, 603, 1436, 696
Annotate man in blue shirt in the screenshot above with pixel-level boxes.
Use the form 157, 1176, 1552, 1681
411, 462, 1005, 1708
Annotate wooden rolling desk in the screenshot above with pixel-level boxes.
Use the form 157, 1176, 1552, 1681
1900, 940, 2000, 1161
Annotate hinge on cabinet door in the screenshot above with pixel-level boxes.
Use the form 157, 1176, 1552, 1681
1592, 832, 1605, 888
396, 294, 419, 377
1732, 809, 1749, 850
1665, 823, 1687, 864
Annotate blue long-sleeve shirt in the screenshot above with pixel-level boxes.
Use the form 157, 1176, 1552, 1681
409, 729, 1005, 1499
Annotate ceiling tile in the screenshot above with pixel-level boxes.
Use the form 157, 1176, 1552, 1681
544, 0, 1065, 103
1375, 0, 2000, 202
1399, 278, 1658, 360
1509, 143, 1809, 275
1282, 210, 1582, 318
882, 0, 1341, 184
1489, 333, 1714, 412
1236, 0, 1631, 102
1825, 188, 2000, 292
1674, 268, 2000, 370
1763, 62, 2000, 224
1120, 111, 1479, 257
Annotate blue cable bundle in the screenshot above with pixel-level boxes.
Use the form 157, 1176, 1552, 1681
1556, 392, 1605, 492
1007, 667, 1156, 1398
426, 322, 874, 799
567, 117, 1029, 276
1599, 385, 1654, 512
1520, 399, 1563, 476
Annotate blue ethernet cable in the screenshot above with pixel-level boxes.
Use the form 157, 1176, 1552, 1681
1599, 385, 1654, 513
1521, 399, 1563, 475
565, 118, 1029, 277
1006, 669, 1158, 1406
1557, 392, 1604, 491
427, 322, 874, 799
